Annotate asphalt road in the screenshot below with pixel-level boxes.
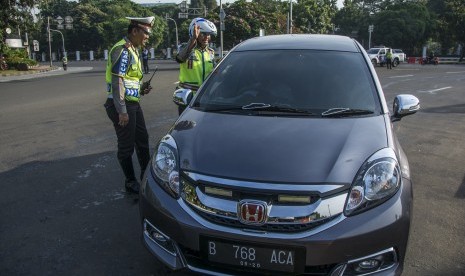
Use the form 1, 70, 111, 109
0, 61, 464, 275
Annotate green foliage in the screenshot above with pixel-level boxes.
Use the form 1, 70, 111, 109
31, 0, 167, 56
293, 0, 338, 34
2, 47, 37, 67
444, 0, 465, 49
371, 2, 432, 55
3, 0, 462, 59
1, 0, 38, 52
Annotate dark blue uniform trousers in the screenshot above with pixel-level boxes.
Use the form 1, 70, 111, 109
105, 98, 150, 181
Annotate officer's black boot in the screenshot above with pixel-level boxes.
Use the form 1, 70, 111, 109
119, 157, 140, 194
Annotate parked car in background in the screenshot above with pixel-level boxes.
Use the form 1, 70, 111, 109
393, 49, 406, 62
367, 46, 403, 67
141, 34, 420, 276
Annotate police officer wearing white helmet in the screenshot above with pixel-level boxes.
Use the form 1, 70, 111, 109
175, 17, 217, 115
104, 16, 154, 194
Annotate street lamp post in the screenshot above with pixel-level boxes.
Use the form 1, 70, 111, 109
368, 25, 374, 49
166, 16, 179, 50
287, 0, 293, 34
50, 29, 65, 59
47, 15, 72, 67
289, 0, 293, 34
219, 1, 225, 59
47, 17, 52, 67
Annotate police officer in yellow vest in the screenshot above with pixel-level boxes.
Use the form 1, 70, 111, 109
104, 16, 154, 194
175, 17, 217, 115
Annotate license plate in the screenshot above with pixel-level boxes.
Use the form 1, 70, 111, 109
200, 237, 305, 273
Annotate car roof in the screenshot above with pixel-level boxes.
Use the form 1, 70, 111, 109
233, 34, 360, 53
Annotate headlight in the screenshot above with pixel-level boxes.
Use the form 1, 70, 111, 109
345, 148, 401, 216
151, 135, 180, 198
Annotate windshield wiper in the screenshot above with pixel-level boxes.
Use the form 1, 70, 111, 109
242, 103, 272, 109
242, 103, 317, 116
200, 103, 316, 116
196, 102, 271, 112
321, 107, 374, 117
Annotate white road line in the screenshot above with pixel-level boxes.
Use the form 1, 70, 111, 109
389, 75, 414, 78
418, 86, 452, 94
446, 71, 465, 74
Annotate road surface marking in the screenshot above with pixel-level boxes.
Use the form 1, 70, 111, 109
418, 86, 452, 94
446, 71, 465, 74
389, 75, 414, 78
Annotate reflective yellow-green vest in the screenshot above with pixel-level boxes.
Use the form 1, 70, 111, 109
179, 47, 215, 90
106, 38, 143, 102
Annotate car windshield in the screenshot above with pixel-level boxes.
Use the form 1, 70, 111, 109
193, 50, 379, 116
366, 49, 380, 54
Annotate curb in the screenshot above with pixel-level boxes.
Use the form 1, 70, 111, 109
0, 66, 59, 77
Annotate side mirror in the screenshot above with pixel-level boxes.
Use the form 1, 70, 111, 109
391, 94, 420, 122
173, 88, 193, 106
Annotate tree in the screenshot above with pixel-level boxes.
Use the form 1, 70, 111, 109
334, 0, 366, 37
34, 0, 166, 57
1, 0, 39, 52
371, 2, 433, 55
293, 0, 338, 34
443, 0, 465, 60
208, 0, 288, 49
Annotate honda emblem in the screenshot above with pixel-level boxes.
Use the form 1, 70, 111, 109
237, 200, 267, 225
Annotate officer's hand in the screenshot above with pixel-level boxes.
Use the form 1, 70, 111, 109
193, 24, 201, 40
118, 113, 129, 127
142, 85, 152, 95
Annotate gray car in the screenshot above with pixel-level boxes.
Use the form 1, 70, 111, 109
140, 34, 420, 275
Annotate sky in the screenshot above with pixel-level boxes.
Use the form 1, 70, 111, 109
132, 0, 344, 9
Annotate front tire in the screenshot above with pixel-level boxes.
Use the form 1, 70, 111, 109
393, 59, 399, 67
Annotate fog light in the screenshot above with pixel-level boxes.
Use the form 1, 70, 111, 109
144, 219, 177, 256
344, 248, 397, 275
150, 230, 167, 242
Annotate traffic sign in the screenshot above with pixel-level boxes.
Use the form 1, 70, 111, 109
219, 8, 226, 20
65, 16, 73, 24
33, 40, 39, 51
56, 16, 64, 25
178, 1, 187, 12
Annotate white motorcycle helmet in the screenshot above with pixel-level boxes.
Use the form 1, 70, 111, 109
189, 17, 217, 37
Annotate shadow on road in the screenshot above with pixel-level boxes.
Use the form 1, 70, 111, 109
456, 174, 465, 199
0, 152, 191, 275
420, 103, 465, 114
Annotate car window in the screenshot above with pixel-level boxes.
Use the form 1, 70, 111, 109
367, 49, 379, 54
194, 50, 380, 114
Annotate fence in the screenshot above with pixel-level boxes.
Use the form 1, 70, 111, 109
407, 57, 463, 64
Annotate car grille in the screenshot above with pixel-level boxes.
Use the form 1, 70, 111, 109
194, 210, 337, 233
180, 171, 347, 233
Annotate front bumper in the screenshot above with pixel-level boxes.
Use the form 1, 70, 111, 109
139, 172, 412, 276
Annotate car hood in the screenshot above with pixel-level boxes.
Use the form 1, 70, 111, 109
171, 110, 388, 184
